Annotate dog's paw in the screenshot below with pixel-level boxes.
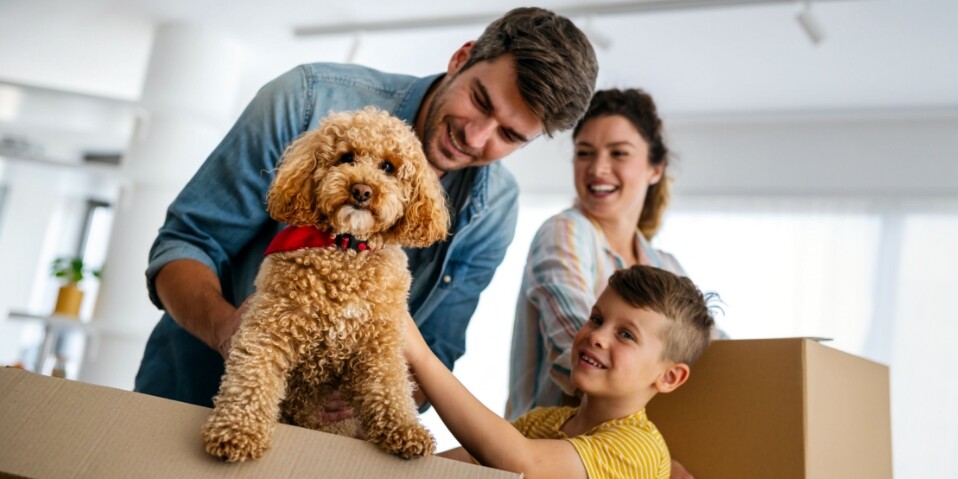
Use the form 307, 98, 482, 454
375, 424, 436, 459
201, 415, 271, 462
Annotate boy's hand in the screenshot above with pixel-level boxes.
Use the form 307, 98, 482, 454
671, 459, 695, 479
402, 314, 427, 368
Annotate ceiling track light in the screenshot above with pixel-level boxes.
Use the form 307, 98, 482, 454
345, 32, 363, 63
796, 0, 826, 45
292, 0, 851, 38
582, 16, 613, 51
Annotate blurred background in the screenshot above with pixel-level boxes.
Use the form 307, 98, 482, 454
0, 0, 955, 476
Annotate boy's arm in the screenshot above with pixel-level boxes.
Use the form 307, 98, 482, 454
437, 447, 473, 462
404, 317, 587, 479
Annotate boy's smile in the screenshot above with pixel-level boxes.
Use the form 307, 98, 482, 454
577, 350, 605, 369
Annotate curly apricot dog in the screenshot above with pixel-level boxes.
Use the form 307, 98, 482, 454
202, 107, 448, 462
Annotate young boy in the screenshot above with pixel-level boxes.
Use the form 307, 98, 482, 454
403, 265, 716, 479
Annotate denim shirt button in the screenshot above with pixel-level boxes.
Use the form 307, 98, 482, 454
442, 275, 452, 284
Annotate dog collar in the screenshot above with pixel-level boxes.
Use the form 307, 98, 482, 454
264, 225, 370, 256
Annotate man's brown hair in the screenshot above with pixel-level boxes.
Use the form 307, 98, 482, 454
463, 7, 598, 137
607, 265, 716, 365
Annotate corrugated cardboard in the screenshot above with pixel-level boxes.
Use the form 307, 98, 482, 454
646, 338, 892, 479
0, 368, 519, 479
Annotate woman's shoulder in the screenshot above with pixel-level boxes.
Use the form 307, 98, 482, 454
652, 248, 686, 276
531, 207, 600, 247
538, 207, 597, 234
638, 233, 686, 276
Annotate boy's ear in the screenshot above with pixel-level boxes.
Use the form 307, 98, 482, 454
654, 362, 690, 394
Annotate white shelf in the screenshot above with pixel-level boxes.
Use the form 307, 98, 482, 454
6, 310, 99, 375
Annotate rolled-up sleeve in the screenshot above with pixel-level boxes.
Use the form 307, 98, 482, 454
145, 66, 311, 309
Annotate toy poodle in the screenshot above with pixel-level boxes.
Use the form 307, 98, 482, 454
202, 107, 449, 462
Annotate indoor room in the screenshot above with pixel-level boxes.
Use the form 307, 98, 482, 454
0, 0, 955, 477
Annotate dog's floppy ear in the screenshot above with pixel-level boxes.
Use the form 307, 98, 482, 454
389, 151, 450, 248
266, 130, 327, 225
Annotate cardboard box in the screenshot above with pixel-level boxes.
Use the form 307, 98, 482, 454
646, 338, 892, 479
0, 368, 518, 479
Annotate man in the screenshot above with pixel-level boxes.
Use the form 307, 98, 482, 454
134, 7, 598, 410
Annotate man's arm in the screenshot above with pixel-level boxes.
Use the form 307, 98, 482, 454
144, 67, 311, 351
404, 316, 587, 479
154, 259, 245, 358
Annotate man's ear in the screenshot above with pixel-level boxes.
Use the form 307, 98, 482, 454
654, 362, 690, 394
447, 41, 475, 75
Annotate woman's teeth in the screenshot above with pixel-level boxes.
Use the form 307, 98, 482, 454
589, 184, 617, 193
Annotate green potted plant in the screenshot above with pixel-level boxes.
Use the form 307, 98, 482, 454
51, 256, 102, 317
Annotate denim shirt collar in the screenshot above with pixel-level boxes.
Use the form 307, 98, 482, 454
395, 73, 444, 126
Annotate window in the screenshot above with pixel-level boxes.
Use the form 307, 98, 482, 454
422, 194, 957, 478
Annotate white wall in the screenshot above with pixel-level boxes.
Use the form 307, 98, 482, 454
0, 3, 151, 100
505, 110, 958, 197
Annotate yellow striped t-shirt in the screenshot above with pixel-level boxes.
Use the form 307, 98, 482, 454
511, 406, 670, 479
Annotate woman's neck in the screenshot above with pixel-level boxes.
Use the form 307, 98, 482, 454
591, 213, 641, 266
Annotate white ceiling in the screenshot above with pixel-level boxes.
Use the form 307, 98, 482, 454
0, 0, 956, 197
1, 0, 956, 116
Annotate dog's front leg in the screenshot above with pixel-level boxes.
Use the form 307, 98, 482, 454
201, 303, 303, 462
345, 322, 435, 459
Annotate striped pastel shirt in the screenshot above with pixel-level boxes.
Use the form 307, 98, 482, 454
512, 406, 671, 479
506, 206, 685, 420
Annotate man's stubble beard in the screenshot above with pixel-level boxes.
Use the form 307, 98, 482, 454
421, 79, 451, 175
420, 75, 480, 175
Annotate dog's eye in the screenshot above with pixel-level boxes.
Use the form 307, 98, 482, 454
339, 152, 354, 164
380, 160, 395, 174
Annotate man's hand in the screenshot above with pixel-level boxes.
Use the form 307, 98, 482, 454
322, 390, 354, 422
671, 459, 695, 479
155, 259, 247, 359
215, 298, 251, 359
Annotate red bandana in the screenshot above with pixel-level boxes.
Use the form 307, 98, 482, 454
264, 225, 370, 256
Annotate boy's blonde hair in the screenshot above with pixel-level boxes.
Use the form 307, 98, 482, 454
607, 265, 716, 365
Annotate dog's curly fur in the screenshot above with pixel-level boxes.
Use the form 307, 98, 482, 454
201, 107, 449, 462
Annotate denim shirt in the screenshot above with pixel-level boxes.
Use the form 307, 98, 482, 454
135, 63, 519, 407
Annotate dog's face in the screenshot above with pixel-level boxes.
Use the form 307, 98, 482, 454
267, 107, 449, 248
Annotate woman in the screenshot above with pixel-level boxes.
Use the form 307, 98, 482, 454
506, 88, 686, 420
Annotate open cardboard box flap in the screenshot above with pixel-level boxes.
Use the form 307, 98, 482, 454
0, 367, 519, 479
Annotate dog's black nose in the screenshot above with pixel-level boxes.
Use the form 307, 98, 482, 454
351, 183, 372, 203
